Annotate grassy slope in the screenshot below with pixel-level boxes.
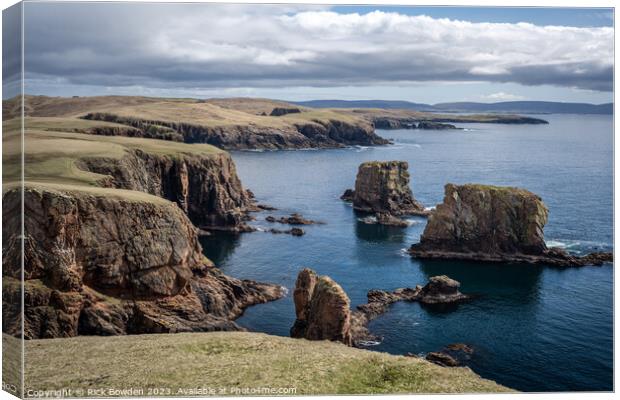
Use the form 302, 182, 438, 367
2, 117, 221, 201
22, 332, 511, 395
5, 95, 369, 129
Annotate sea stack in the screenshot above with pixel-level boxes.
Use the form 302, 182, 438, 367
290, 268, 353, 346
409, 183, 613, 267
341, 161, 428, 224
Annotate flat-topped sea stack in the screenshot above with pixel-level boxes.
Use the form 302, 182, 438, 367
341, 161, 428, 225
409, 183, 613, 267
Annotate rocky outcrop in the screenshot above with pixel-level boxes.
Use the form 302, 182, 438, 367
342, 161, 428, 225
289, 269, 470, 348
82, 113, 388, 150
290, 268, 353, 346
373, 118, 457, 130
270, 107, 301, 116
77, 150, 252, 231
417, 276, 470, 304
265, 213, 322, 225
426, 344, 474, 367
410, 184, 613, 267
417, 121, 457, 130
267, 227, 305, 236
2, 187, 284, 339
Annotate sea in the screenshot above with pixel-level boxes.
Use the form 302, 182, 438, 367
201, 114, 613, 392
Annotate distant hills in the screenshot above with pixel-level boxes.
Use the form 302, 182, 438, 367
292, 100, 613, 115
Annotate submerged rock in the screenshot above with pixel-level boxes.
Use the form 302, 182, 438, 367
290, 268, 353, 346
409, 183, 612, 267
342, 161, 428, 225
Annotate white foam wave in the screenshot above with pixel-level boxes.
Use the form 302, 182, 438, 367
357, 340, 382, 347
358, 216, 377, 224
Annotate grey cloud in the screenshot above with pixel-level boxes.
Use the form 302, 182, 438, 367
18, 3, 614, 94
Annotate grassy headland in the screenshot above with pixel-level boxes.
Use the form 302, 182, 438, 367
22, 332, 511, 395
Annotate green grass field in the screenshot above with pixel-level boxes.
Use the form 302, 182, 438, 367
21, 332, 510, 396
2, 117, 222, 201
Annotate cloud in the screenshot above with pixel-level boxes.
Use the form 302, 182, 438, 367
481, 92, 525, 101
21, 3, 613, 94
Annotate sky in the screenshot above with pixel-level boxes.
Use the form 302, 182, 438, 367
2, 3, 615, 104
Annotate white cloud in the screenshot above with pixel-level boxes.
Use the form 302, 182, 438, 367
481, 92, 526, 101
22, 4, 613, 92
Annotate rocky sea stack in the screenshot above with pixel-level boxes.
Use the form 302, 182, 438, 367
342, 161, 428, 225
290, 268, 470, 348
409, 183, 613, 267
290, 268, 353, 346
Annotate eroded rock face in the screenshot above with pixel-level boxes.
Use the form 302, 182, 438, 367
78, 150, 252, 230
82, 113, 389, 150
410, 184, 612, 267
413, 184, 548, 255
290, 268, 352, 346
2, 187, 284, 339
342, 161, 427, 223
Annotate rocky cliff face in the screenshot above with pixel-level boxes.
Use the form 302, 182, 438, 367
342, 161, 427, 223
410, 184, 612, 267
82, 113, 388, 150
78, 150, 252, 230
373, 117, 457, 130
2, 187, 284, 339
290, 268, 353, 346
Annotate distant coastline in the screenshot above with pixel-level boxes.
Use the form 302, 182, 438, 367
292, 100, 613, 115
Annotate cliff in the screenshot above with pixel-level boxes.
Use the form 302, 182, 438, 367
82, 112, 387, 150
410, 184, 613, 267
78, 150, 252, 229
2, 186, 283, 339
2, 123, 283, 339
342, 161, 428, 223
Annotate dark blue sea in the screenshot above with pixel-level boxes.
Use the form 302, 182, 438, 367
201, 114, 613, 392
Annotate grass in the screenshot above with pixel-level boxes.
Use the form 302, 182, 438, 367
2, 118, 222, 201
22, 332, 511, 396
3, 335, 22, 397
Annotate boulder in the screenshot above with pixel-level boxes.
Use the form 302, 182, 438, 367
342, 161, 428, 220
290, 269, 353, 346
410, 183, 612, 267
417, 276, 470, 304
